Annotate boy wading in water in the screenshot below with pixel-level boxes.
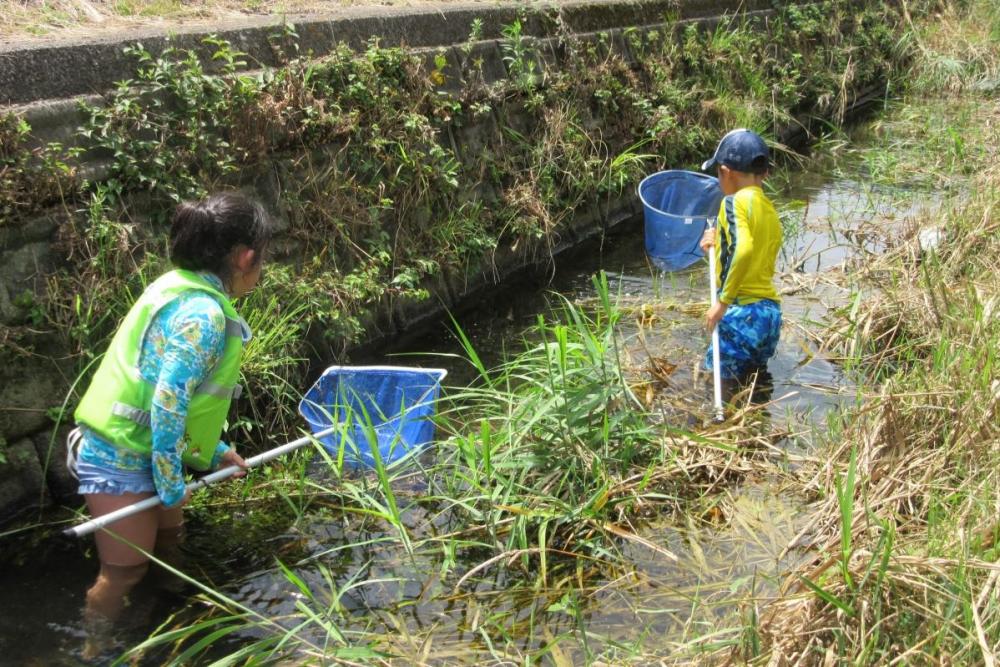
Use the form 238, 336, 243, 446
699, 129, 783, 399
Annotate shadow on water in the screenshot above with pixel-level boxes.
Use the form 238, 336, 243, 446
0, 161, 940, 664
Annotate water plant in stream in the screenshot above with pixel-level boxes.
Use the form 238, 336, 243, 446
115, 272, 790, 664
425, 273, 670, 572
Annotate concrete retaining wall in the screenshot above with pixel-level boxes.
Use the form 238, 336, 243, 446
1, 0, 769, 106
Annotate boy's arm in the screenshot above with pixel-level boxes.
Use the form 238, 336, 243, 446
719, 194, 755, 304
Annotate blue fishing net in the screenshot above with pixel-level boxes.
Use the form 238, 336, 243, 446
298, 366, 447, 468
639, 170, 723, 272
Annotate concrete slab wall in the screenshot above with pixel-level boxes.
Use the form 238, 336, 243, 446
1, 0, 771, 106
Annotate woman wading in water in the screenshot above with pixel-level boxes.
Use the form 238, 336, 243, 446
69, 192, 271, 658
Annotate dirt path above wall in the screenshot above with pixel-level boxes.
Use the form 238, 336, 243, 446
4, 0, 528, 46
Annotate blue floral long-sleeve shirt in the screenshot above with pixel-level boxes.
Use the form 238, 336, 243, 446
79, 272, 234, 507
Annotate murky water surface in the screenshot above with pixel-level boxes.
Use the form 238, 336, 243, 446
0, 163, 934, 664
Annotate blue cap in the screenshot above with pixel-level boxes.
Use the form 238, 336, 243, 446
701, 129, 770, 173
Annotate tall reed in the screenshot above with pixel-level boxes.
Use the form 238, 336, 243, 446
125, 271, 780, 664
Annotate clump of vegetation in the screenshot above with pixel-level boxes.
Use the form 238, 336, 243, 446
742, 1, 1000, 662
0, 113, 75, 221
80, 40, 247, 209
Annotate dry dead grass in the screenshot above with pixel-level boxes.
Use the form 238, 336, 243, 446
746, 127, 1000, 664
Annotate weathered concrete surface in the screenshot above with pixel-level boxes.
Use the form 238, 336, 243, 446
0, 342, 72, 443
0, 438, 47, 523
0, 215, 61, 325
0, 0, 771, 106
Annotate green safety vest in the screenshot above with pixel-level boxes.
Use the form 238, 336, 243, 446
74, 269, 246, 470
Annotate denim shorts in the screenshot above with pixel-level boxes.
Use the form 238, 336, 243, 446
68, 426, 156, 496
76, 460, 156, 496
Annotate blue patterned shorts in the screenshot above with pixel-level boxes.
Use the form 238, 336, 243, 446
704, 299, 782, 379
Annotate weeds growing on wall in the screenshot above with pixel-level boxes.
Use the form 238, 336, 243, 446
0, 113, 75, 222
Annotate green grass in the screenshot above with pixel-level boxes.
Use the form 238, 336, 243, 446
118, 273, 784, 664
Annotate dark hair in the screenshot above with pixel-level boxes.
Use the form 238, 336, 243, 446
169, 192, 273, 279
747, 155, 770, 175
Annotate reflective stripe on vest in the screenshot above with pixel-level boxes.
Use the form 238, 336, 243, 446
198, 381, 244, 400
224, 317, 243, 339
112, 380, 244, 429
112, 402, 152, 427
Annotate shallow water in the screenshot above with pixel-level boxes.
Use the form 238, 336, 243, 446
0, 161, 936, 664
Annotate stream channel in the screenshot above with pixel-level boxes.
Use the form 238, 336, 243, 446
0, 144, 935, 665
